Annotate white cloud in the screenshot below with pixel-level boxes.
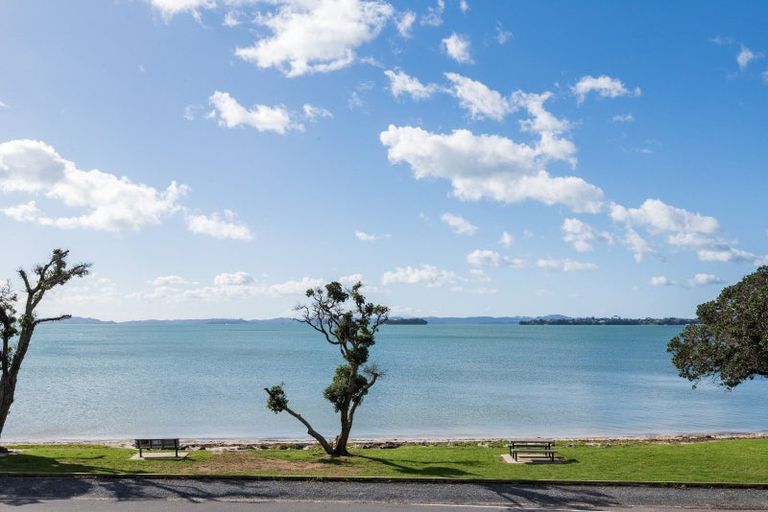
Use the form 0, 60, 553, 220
222, 10, 240, 26
384, 69, 439, 100
380, 120, 604, 213
612, 113, 634, 123
381, 264, 456, 287
441, 212, 477, 235
214, 272, 255, 286
395, 10, 416, 37
150, 0, 215, 20
610, 199, 719, 236
0, 101, 9, 109
622, 228, 655, 263
268, 277, 324, 295
459, 0, 469, 13
737, 45, 757, 70
444, 72, 513, 121
421, 0, 444, 26
209, 91, 301, 134
469, 268, 490, 281
499, 231, 514, 248
697, 247, 759, 264
610, 199, 762, 265
183, 104, 202, 121
133, 272, 324, 303
2, 201, 43, 222
688, 273, 725, 287
355, 230, 390, 241
536, 258, 597, 272
466, 249, 525, 268
152, 275, 195, 286
348, 91, 365, 110
495, 23, 511, 45
561, 217, 613, 252
572, 75, 640, 104
650, 275, 675, 287
234, 0, 394, 77
338, 273, 364, 286
441, 33, 472, 64
186, 210, 253, 240
0, 139, 186, 232
302, 103, 333, 120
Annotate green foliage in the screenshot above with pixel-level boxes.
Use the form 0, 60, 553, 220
668, 266, 768, 388
324, 364, 368, 412
265, 384, 288, 413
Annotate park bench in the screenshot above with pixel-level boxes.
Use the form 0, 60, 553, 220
135, 438, 181, 458
507, 439, 557, 462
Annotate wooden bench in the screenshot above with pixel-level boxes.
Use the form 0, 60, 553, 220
507, 439, 556, 462
135, 438, 181, 458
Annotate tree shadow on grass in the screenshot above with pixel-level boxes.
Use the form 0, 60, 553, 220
356, 453, 479, 478
0, 453, 121, 475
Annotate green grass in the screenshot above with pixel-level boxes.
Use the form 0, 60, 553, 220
1, 439, 768, 483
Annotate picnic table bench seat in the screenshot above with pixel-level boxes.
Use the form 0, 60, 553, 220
135, 438, 181, 458
507, 439, 557, 462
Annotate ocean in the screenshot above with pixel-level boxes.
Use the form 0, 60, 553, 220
2, 323, 765, 441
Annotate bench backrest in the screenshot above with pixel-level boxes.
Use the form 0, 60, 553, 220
135, 438, 179, 450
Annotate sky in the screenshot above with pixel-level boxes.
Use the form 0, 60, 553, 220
0, 0, 766, 321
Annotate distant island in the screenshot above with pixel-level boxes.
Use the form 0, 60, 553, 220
384, 318, 428, 325
57, 315, 697, 326
520, 317, 698, 326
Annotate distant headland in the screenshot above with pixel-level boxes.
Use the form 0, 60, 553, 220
383, 318, 428, 325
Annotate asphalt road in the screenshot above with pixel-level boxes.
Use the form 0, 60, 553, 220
0, 477, 766, 511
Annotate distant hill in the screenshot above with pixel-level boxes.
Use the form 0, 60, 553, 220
520, 317, 698, 326
59, 317, 295, 326
59, 316, 115, 324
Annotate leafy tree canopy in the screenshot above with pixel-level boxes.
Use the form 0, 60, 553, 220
668, 266, 768, 389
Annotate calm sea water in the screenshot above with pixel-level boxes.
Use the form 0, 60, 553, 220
2, 323, 766, 441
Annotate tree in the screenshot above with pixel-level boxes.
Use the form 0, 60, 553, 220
264, 281, 389, 457
0, 249, 90, 446
667, 266, 768, 389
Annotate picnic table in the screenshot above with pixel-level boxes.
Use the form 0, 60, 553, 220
507, 439, 556, 462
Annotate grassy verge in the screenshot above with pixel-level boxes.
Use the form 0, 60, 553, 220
1, 439, 767, 483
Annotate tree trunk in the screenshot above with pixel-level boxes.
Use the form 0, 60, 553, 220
0, 324, 34, 442
331, 411, 353, 457
0, 375, 17, 444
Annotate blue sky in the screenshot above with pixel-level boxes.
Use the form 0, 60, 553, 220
0, 0, 766, 320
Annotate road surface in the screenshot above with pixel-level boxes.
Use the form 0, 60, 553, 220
0, 477, 766, 510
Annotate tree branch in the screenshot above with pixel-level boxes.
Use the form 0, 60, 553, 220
33, 315, 71, 326
263, 388, 333, 454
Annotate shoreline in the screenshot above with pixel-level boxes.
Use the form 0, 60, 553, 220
4, 431, 767, 449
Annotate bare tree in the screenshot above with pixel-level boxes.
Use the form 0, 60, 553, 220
264, 281, 388, 457
0, 249, 90, 447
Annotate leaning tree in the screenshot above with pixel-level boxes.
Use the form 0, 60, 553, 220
264, 281, 389, 457
0, 249, 90, 446
667, 266, 768, 389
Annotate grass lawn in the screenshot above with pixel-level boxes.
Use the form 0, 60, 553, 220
1, 439, 767, 483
